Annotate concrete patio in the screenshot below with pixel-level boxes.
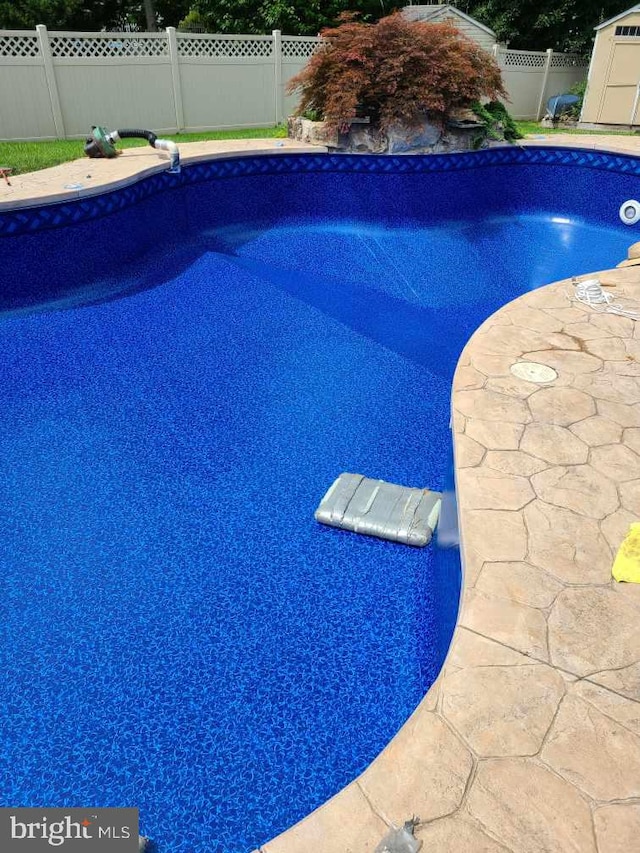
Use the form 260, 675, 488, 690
2, 134, 639, 852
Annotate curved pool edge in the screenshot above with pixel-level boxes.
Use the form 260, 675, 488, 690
3, 139, 640, 851
2, 133, 639, 216
0, 138, 328, 211
259, 265, 640, 853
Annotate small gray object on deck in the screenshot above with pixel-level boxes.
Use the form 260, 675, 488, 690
315, 473, 441, 547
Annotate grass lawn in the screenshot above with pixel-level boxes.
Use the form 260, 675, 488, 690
516, 120, 638, 137
0, 126, 287, 175
1, 121, 637, 176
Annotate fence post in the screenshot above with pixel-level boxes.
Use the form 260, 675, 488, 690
273, 29, 283, 125
166, 27, 185, 133
536, 48, 554, 120
36, 24, 66, 139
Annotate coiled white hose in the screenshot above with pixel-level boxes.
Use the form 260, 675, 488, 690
573, 278, 640, 320
574, 278, 613, 306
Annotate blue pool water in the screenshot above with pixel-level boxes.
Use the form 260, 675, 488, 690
0, 150, 638, 852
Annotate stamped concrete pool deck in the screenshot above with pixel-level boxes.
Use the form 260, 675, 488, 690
3, 134, 640, 851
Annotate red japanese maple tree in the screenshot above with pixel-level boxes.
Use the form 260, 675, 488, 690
288, 13, 507, 132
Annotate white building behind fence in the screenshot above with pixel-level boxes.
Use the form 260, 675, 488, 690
0, 26, 587, 141
402, 4, 498, 52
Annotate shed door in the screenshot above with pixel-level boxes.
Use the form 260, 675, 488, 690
598, 42, 640, 124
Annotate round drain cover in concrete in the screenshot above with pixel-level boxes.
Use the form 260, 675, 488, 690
510, 361, 558, 383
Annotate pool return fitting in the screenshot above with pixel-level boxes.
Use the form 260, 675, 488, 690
84, 126, 180, 173
620, 199, 640, 225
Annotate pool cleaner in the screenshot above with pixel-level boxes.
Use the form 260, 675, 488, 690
315, 473, 441, 547
84, 126, 180, 173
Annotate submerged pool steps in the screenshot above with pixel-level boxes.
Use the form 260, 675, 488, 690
315, 473, 441, 547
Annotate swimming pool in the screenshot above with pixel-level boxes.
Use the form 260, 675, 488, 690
0, 148, 638, 852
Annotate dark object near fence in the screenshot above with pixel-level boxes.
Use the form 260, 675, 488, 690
546, 94, 580, 123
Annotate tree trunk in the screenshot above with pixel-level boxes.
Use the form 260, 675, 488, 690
144, 0, 157, 32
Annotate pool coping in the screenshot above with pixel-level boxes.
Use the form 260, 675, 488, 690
0, 138, 328, 210
2, 132, 639, 212
3, 136, 640, 852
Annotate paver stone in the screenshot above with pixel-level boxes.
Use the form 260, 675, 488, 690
569, 416, 622, 446
531, 465, 618, 519
548, 587, 640, 675
261, 782, 386, 853
594, 804, 640, 853
541, 694, 640, 800
462, 510, 527, 562
456, 434, 485, 468
455, 390, 531, 424
476, 562, 562, 609
528, 387, 595, 426
482, 450, 548, 476
358, 709, 473, 823
525, 500, 612, 584
416, 815, 510, 852
442, 664, 565, 756
460, 590, 548, 660
464, 419, 524, 450
520, 423, 588, 464
457, 468, 534, 511
590, 661, 640, 702
466, 758, 596, 853
590, 443, 640, 482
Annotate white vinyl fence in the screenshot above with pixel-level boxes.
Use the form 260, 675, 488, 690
0, 27, 318, 140
494, 45, 588, 121
0, 27, 588, 141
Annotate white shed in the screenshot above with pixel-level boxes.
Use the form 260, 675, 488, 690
401, 4, 497, 52
581, 4, 640, 126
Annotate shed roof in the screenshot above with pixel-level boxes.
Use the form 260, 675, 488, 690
401, 4, 496, 37
594, 3, 640, 31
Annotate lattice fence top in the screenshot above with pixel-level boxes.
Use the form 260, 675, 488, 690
49, 34, 169, 58
177, 35, 273, 59
502, 50, 547, 68
551, 52, 585, 68
0, 33, 40, 58
282, 38, 321, 59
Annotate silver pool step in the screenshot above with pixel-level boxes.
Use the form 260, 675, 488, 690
315, 473, 441, 547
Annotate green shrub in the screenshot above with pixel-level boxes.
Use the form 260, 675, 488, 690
471, 101, 502, 141
301, 108, 323, 122
485, 101, 523, 140
570, 78, 587, 99
472, 100, 523, 142
568, 78, 587, 119
287, 12, 507, 132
